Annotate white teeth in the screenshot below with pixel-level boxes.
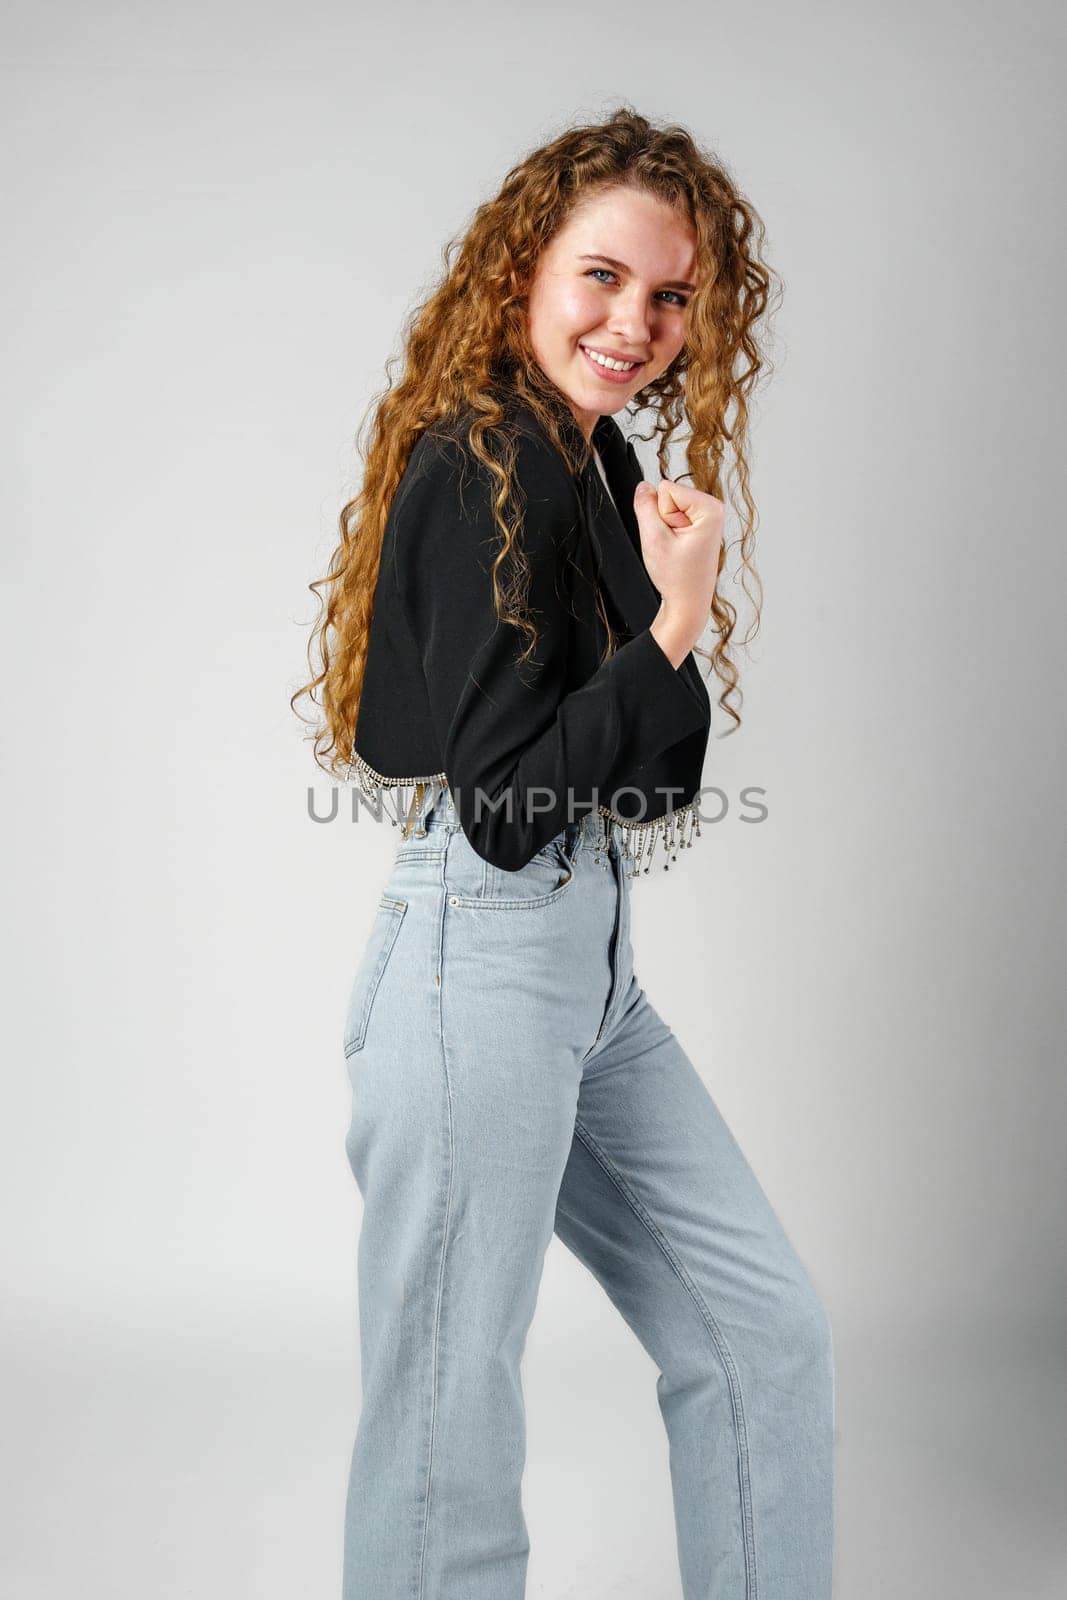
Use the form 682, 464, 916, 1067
583, 346, 638, 372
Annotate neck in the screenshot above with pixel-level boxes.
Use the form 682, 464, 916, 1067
568, 404, 600, 447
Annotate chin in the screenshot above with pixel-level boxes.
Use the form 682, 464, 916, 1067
552, 377, 592, 412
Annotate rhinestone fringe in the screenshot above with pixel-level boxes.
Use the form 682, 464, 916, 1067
346, 752, 447, 835
346, 751, 703, 878
597, 799, 703, 877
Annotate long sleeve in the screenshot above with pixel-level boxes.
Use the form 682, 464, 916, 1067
391, 426, 707, 871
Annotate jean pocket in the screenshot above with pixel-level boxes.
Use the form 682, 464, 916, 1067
343, 894, 407, 1057
447, 837, 576, 910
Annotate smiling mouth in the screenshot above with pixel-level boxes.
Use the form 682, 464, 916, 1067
579, 343, 646, 376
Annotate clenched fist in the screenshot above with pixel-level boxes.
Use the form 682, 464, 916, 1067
632, 478, 723, 666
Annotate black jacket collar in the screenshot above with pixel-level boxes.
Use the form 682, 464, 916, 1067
512, 394, 664, 645
583, 410, 663, 642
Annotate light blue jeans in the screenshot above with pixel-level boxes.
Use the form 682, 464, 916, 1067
341, 787, 834, 1598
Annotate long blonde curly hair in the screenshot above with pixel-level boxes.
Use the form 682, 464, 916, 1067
291, 104, 781, 779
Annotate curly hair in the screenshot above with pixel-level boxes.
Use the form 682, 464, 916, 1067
291, 104, 781, 779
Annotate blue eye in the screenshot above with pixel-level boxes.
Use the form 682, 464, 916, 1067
584, 268, 688, 308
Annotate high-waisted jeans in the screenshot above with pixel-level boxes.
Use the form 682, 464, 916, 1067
340, 787, 835, 1599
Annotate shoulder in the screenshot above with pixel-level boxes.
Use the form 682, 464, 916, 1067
392, 397, 583, 542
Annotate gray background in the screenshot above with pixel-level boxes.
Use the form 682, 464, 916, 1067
3, 2, 1064, 1595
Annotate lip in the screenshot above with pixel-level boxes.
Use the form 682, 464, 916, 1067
579, 343, 647, 384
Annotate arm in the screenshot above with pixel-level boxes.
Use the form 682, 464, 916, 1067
392, 427, 707, 871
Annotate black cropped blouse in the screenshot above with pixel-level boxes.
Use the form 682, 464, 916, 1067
348, 394, 711, 876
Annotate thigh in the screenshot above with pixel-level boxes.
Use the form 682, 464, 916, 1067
436, 824, 618, 1100
555, 979, 828, 1377
342, 830, 617, 1346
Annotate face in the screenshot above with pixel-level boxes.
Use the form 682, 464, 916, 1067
524, 184, 698, 444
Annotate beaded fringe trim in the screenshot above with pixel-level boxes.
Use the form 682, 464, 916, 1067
346, 751, 702, 878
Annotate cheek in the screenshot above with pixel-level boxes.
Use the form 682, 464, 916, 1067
565, 285, 604, 332
655, 322, 687, 366
531, 282, 602, 348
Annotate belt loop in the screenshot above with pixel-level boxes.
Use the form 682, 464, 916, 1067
401, 781, 427, 840
415, 780, 432, 837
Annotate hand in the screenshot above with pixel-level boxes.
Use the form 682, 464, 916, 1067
632, 478, 723, 655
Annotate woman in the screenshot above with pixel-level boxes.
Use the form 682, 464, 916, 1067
294, 107, 834, 1600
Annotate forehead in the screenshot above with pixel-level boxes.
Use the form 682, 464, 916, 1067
552, 185, 698, 283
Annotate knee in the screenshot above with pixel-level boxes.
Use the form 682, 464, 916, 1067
770, 1272, 834, 1405
798, 1278, 834, 1372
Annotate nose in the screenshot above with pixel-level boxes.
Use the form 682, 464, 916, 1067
606, 289, 651, 350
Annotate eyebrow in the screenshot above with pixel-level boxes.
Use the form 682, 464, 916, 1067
577, 252, 696, 294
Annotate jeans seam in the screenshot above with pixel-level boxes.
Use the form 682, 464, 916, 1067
582, 855, 629, 1059
571, 1115, 759, 1599
414, 874, 457, 1600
